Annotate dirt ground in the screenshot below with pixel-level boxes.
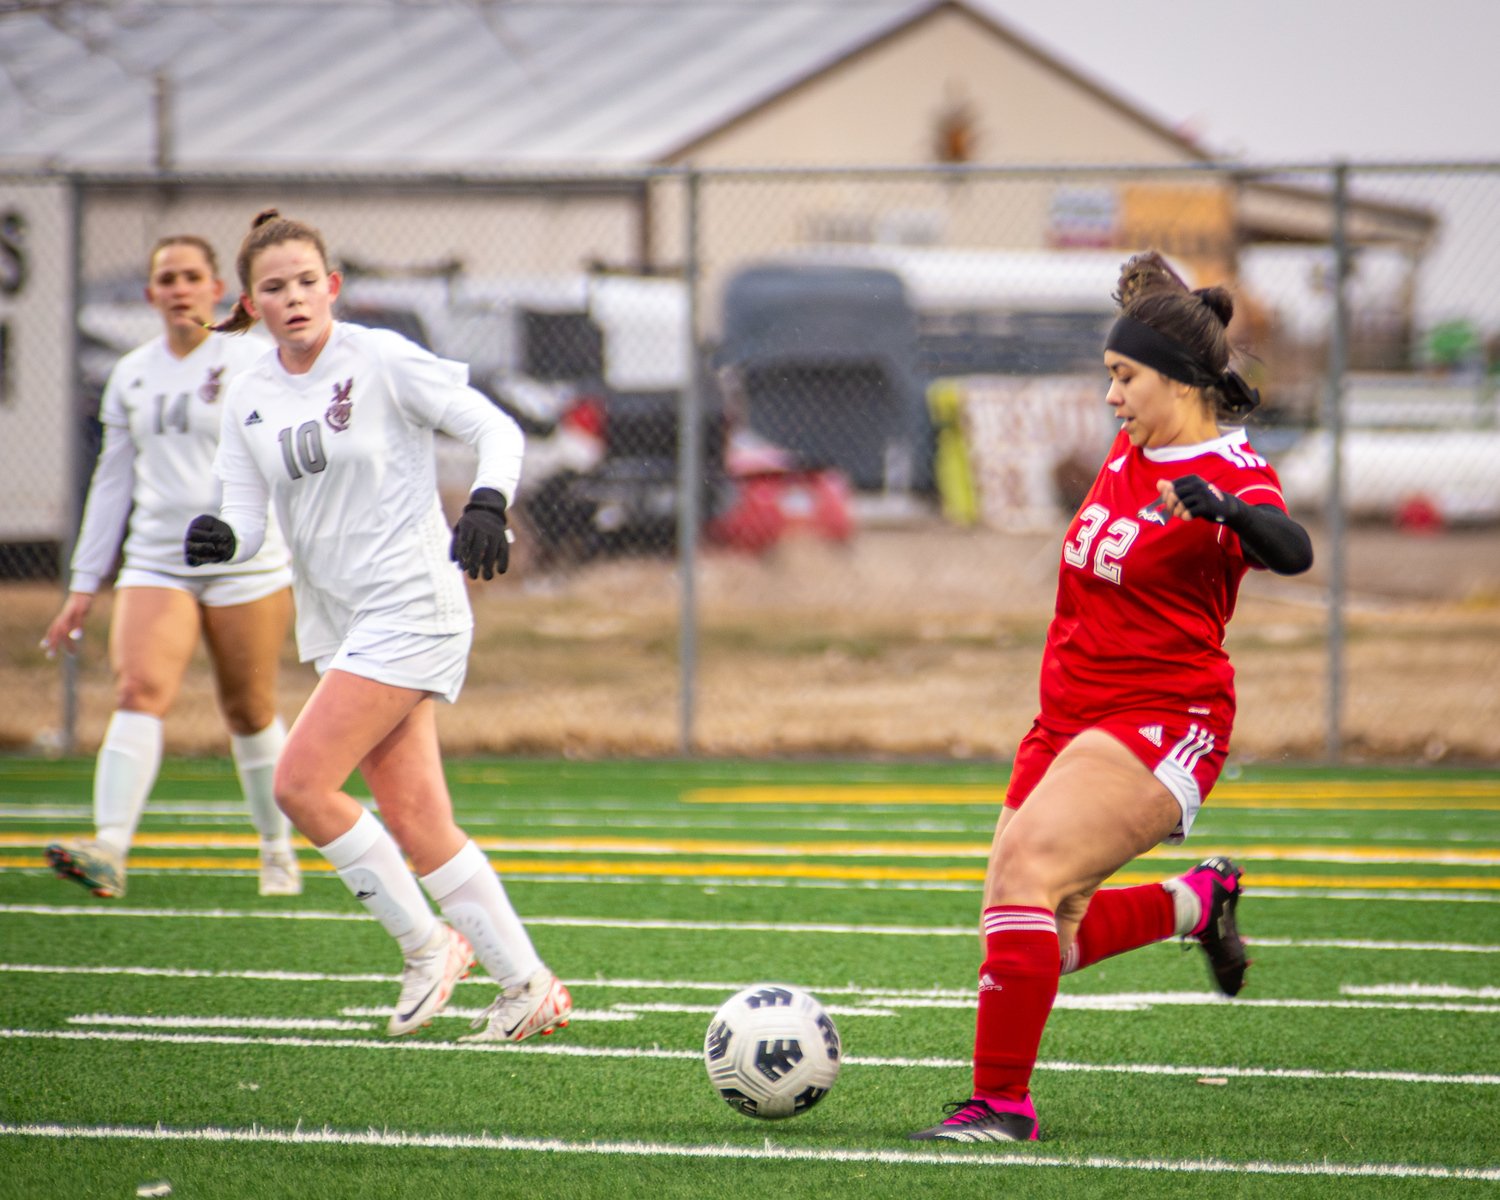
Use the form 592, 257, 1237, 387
2, 515, 1498, 765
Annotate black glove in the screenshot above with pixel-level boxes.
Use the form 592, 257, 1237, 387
1170, 475, 1243, 525
184, 514, 236, 566
450, 487, 510, 580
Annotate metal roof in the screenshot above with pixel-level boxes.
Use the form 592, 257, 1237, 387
0, 0, 935, 171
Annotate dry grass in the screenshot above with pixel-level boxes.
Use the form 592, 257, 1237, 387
4, 518, 1498, 764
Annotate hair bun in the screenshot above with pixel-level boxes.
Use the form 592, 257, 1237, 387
1113, 250, 1190, 309
252, 208, 281, 229
1193, 285, 1234, 328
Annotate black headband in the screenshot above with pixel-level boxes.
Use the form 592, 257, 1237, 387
1104, 315, 1260, 415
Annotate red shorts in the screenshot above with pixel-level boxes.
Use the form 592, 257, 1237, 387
1004, 712, 1229, 843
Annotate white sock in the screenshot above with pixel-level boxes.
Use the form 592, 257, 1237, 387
421, 840, 542, 988
320, 810, 437, 957
93, 710, 164, 858
231, 717, 293, 853
1161, 877, 1202, 937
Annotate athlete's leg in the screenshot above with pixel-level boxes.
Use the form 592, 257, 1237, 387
274, 669, 425, 846
973, 730, 1181, 1105
97, 587, 201, 854
275, 671, 441, 950
359, 702, 547, 992
200, 586, 291, 736
354, 696, 465, 872
277, 682, 480, 1036
201, 588, 297, 864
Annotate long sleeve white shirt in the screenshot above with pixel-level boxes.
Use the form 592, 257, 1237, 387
214, 323, 524, 662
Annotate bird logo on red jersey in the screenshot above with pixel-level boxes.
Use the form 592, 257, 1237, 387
1138, 496, 1169, 526
325, 378, 354, 432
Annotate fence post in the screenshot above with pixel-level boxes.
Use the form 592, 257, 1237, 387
677, 169, 702, 755
1323, 163, 1350, 763
62, 175, 86, 756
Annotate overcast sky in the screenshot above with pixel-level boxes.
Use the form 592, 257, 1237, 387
975, 0, 1500, 332
979, 0, 1500, 162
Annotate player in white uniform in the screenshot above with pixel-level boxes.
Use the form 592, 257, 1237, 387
42, 235, 301, 901
186, 210, 570, 1041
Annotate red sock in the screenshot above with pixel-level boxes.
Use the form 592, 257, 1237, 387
972, 906, 1058, 1102
1064, 884, 1174, 974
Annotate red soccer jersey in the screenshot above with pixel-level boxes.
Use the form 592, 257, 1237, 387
1037, 427, 1287, 731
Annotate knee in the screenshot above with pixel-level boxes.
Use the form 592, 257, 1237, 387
220, 695, 277, 738
114, 673, 170, 716
990, 833, 1036, 890
272, 755, 324, 823
988, 830, 1067, 908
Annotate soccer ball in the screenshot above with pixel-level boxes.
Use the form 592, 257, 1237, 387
703, 983, 841, 1120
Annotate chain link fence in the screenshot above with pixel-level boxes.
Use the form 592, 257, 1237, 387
1, 163, 1496, 765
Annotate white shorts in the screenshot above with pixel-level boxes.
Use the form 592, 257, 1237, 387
115, 564, 294, 608
315, 625, 472, 705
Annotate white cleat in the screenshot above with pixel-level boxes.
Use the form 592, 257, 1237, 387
387, 925, 475, 1037
258, 848, 303, 897
459, 968, 572, 1043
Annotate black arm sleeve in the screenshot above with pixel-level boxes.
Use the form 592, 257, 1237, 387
1225, 502, 1314, 576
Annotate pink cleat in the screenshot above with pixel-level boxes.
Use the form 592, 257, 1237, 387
1172, 856, 1249, 996
909, 1094, 1040, 1143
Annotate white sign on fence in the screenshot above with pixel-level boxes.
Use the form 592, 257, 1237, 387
0, 180, 72, 545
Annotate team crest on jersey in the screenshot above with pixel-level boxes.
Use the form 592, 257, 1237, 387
1137, 494, 1170, 525
198, 366, 225, 404
325, 378, 354, 432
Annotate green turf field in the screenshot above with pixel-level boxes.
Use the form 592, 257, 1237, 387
1, 757, 1497, 1199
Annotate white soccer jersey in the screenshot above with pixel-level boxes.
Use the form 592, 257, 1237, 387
214, 322, 524, 663
69, 332, 290, 593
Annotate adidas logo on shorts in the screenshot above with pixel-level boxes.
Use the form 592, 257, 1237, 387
1138, 724, 1164, 747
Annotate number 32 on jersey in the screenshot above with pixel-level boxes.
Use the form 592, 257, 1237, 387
1063, 503, 1140, 585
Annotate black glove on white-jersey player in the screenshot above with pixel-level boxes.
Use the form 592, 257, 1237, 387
450, 487, 511, 580
184, 514, 236, 567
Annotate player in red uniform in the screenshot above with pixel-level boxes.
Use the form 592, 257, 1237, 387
911, 252, 1313, 1144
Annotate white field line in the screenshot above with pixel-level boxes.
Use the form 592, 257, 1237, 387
5, 867, 1498, 902
72, 1009, 634, 1028
10, 958, 1497, 1015
1, 1028, 1495, 1087
69, 993, 1500, 1023
341, 1003, 897, 1021
1343, 983, 1500, 999
10, 964, 1500, 1018
4, 903, 1497, 952
1244, 888, 1498, 904
66, 1014, 373, 1032
582, 1002, 903, 1019
3, 1121, 1497, 1182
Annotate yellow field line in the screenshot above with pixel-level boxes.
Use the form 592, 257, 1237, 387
681, 785, 1500, 808
3, 852, 1498, 891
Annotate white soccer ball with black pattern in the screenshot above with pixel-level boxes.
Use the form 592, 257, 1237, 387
703, 983, 841, 1120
